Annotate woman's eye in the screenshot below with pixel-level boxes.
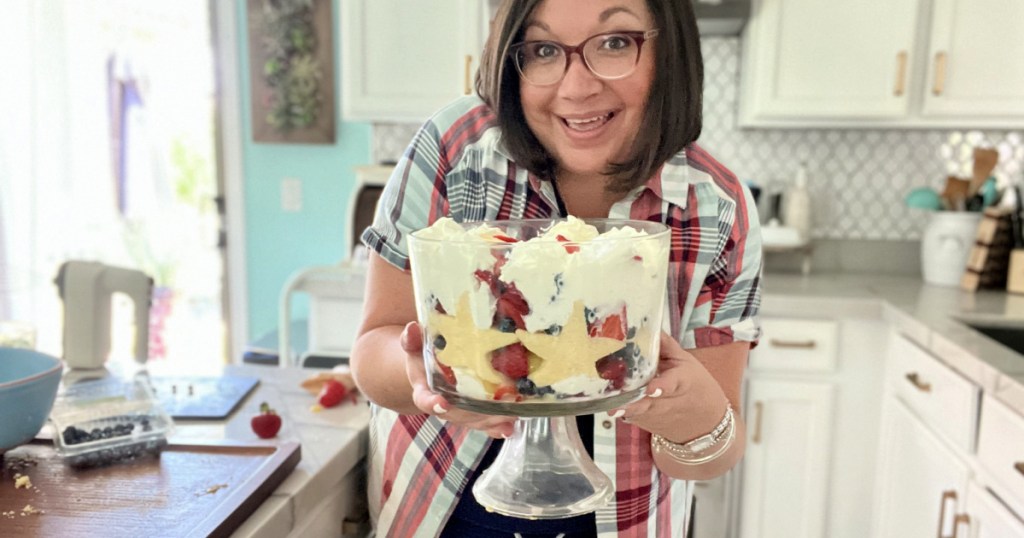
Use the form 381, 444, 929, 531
600, 36, 631, 50
532, 43, 560, 58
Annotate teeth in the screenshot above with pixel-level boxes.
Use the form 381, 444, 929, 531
564, 113, 611, 131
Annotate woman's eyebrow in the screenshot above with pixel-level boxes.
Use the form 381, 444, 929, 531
599, 6, 641, 23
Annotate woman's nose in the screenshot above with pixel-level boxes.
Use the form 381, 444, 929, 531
557, 53, 602, 99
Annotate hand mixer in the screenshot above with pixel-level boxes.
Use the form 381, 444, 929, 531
54, 261, 153, 369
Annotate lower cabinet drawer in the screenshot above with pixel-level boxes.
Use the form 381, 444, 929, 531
750, 318, 838, 373
887, 334, 979, 453
977, 395, 1024, 514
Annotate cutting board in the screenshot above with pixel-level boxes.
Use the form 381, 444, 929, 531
0, 440, 300, 537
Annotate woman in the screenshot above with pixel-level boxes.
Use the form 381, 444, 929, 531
352, 0, 762, 536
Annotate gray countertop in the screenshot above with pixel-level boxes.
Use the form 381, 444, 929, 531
762, 272, 1024, 414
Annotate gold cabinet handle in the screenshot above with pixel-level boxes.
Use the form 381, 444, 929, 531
905, 372, 932, 393
936, 490, 957, 538
932, 51, 947, 96
894, 50, 908, 96
1015, 461, 1024, 476
464, 55, 473, 95
769, 338, 816, 349
951, 514, 970, 538
752, 401, 764, 444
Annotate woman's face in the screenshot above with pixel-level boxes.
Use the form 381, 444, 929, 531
519, 0, 656, 179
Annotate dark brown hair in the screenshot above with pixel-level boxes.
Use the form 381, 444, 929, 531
477, 0, 704, 193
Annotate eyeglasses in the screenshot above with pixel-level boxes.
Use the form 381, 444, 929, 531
509, 30, 658, 86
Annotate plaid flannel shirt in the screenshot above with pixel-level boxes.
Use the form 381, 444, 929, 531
361, 96, 762, 538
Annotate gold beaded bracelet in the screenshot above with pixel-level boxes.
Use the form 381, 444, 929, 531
651, 406, 735, 465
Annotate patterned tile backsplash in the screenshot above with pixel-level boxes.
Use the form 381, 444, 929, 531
372, 37, 1024, 241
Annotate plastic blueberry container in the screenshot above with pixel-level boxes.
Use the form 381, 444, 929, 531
49, 377, 174, 468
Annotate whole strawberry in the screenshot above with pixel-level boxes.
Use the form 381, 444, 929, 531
318, 380, 349, 408
251, 402, 282, 439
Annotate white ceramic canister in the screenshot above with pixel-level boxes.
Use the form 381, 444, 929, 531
920, 211, 983, 286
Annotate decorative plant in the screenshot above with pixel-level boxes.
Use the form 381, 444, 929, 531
254, 0, 323, 131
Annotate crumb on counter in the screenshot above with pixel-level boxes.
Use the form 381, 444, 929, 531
14, 475, 32, 489
196, 483, 229, 496
20, 504, 43, 516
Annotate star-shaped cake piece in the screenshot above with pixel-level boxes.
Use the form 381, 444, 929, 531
428, 292, 519, 385
517, 301, 626, 387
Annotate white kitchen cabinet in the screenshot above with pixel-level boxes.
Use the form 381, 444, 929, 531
740, 0, 1024, 127
738, 379, 834, 538
873, 396, 971, 537
340, 0, 484, 123
724, 311, 886, 538
739, 0, 920, 124
961, 482, 1024, 538
920, 0, 1024, 119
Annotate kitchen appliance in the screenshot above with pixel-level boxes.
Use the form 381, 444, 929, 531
55, 261, 153, 369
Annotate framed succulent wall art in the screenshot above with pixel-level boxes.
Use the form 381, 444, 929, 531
247, 0, 336, 144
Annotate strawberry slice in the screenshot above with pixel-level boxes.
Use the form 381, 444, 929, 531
493, 384, 522, 402
596, 309, 628, 341
595, 356, 627, 390
555, 234, 580, 254
493, 234, 518, 243
491, 343, 529, 379
436, 362, 457, 386
495, 286, 529, 329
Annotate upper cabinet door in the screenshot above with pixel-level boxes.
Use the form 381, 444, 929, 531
341, 0, 483, 123
740, 0, 920, 125
921, 0, 1024, 118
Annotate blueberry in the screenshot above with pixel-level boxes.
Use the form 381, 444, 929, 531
497, 317, 517, 333
627, 326, 636, 339
102, 427, 113, 439
544, 325, 562, 336
90, 428, 102, 441
433, 335, 447, 350
516, 378, 538, 396
536, 385, 555, 396
554, 273, 564, 290
584, 307, 597, 324
62, 427, 78, 445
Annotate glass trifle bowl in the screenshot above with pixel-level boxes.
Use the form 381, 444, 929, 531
408, 217, 670, 519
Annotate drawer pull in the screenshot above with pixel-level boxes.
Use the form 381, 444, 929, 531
752, 401, 764, 444
769, 338, 816, 349
905, 372, 932, 393
951, 513, 970, 538
932, 51, 947, 96
464, 55, 473, 94
936, 490, 956, 538
1016, 462, 1024, 476
894, 50, 908, 96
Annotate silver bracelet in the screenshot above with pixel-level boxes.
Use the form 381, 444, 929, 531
651, 406, 735, 465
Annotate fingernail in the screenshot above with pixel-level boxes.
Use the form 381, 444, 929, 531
501, 432, 510, 439
648, 388, 663, 398
433, 403, 447, 414
608, 409, 625, 419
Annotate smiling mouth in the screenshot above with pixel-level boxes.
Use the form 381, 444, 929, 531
562, 112, 615, 132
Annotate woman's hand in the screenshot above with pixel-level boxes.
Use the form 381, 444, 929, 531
607, 332, 730, 443
401, 322, 516, 439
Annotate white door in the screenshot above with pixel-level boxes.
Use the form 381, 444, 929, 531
341, 0, 483, 122
738, 380, 835, 538
922, 0, 1024, 118
740, 0, 919, 122
873, 397, 971, 538
0, 0, 228, 368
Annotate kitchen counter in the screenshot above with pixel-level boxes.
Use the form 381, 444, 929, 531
763, 272, 1024, 415
145, 363, 371, 537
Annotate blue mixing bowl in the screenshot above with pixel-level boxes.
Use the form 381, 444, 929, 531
0, 347, 63, 454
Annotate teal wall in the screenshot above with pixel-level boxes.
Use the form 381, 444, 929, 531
235, 0, 372, 341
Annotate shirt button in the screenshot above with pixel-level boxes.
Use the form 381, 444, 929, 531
602, 420, 612, 429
